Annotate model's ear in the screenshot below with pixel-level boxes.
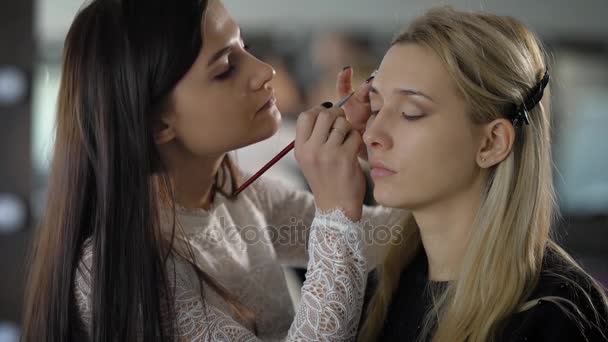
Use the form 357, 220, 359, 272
476, 118, 515, 168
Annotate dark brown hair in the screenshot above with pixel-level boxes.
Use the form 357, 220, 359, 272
22, 0, 251, 340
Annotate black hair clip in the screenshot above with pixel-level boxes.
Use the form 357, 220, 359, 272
510, 69, 550, 127
512, 107, 531, 128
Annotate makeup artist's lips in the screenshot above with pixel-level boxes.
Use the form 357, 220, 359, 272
257, 94, 277, 114
369, 160, 396, 179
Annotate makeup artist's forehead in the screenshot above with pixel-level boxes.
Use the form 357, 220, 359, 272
202, 0, 239, 50
374, 43, 456, 101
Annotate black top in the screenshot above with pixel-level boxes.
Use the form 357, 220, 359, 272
371, 249, 608, 342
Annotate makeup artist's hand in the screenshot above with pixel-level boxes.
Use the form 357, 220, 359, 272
295, 106, 365, 221
337, 67, 374, 160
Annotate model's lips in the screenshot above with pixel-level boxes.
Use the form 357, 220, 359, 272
257, 94, 277, 113
369, 159, 396, 178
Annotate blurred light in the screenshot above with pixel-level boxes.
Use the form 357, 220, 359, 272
0, 66, 28, 106
0, 321, 20, 342
0, 193, 27, 234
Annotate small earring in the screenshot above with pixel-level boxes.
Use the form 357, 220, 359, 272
481, 157, 487, 162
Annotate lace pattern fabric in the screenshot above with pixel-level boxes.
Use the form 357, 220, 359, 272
250, 175, 407, 269
75, 209, 367, 341
74, 174, 407, 341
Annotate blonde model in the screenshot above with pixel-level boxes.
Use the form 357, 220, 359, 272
349, 7, 608, 342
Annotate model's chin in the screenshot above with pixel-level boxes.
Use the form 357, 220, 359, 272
373, 186, 397, 208
374, 183, 434, 212
373, 182, 408, 209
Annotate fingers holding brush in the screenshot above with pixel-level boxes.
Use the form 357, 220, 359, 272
309, 108, 347, 145
295, 104, 345, 146
326, 116, 352, 145
295, 104, 365, 221
238, 94, 355, 195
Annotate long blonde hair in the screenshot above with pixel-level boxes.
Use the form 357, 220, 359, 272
359, 7, 608, 342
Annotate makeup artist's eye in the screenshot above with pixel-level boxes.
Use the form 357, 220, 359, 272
215, 64, 236, 80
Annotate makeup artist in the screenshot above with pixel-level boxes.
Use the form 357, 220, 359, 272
22, 0, 404, 341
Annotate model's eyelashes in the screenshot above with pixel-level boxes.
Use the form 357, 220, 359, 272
369, 109, 427, 121
401, 112, 427, 120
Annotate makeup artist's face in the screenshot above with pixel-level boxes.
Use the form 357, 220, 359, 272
160, 0, 280, 155
364, 43, 483, 210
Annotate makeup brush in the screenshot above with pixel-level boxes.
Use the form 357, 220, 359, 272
235, 92, 355, 195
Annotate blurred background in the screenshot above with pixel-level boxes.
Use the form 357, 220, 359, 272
1, 0, 607, 340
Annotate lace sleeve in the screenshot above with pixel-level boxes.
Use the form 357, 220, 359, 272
248, 175, 408, 268
285, 208, 367, 341
74, 209, 367, 341
172, 208, 367, 341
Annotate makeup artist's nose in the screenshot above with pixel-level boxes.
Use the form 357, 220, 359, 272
363, 112, 393, 151
250, 59, 275, 90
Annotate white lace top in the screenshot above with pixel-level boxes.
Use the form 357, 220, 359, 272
74, 175, 406, 341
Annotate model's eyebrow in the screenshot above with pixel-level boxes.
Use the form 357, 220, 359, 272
370, 86, 436, 103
